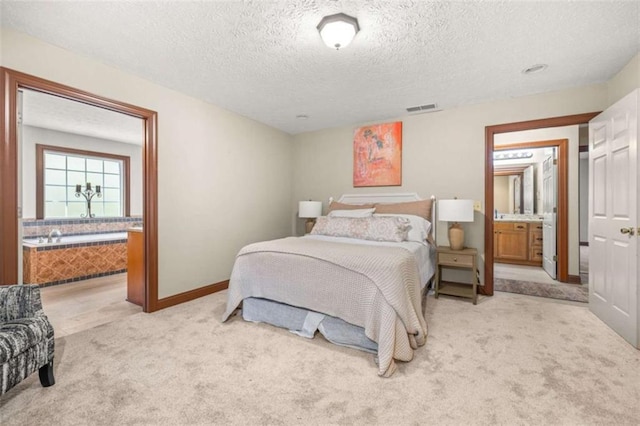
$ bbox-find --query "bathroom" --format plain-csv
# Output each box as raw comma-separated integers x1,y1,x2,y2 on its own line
18,89,144,332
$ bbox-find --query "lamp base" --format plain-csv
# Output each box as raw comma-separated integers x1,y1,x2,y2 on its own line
448,222,465,250
305,218,316,234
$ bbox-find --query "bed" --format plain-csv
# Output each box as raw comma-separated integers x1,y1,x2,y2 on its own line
222,193,436,377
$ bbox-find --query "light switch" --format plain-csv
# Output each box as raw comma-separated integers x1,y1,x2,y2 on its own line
473,200,482,212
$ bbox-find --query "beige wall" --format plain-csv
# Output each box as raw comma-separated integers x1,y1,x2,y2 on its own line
607,53,640,107
292,85,608,283
1,28,294,298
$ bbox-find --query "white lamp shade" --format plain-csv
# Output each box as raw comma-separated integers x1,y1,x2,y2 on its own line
438,199,474,222
299,201,322,218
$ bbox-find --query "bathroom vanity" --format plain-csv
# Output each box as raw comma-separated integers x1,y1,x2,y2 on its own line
493,220,543,266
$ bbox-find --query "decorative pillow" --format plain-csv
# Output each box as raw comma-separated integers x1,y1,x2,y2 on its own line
374,214,431,243
310,216,410,242
327,201,375,213
374,199,433,221
328,208,376,218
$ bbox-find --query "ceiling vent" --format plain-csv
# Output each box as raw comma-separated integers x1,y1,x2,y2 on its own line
406,103,439,113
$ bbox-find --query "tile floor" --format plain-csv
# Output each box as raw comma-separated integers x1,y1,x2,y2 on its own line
40,273,141,337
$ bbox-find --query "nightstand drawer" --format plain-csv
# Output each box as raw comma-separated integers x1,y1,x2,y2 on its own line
438,253,474,268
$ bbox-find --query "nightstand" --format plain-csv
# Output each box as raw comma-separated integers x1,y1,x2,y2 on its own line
435,246,478,304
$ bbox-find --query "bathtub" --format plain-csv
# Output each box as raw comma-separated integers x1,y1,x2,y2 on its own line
23,232,127,248
22,232,128,286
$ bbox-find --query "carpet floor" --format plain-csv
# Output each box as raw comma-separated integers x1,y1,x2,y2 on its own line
1,290,638,425
494,278,588,303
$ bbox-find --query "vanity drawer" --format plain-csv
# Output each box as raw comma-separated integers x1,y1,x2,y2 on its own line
530,230,543,246
495,222,528,232
438,252,474,268
530,246,543,262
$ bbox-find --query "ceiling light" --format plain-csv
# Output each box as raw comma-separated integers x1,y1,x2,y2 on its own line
522,64,548,74
493,151,534,160
317,13,359,50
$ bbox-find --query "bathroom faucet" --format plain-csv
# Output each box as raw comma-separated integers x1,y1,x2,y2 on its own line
47,229,62,243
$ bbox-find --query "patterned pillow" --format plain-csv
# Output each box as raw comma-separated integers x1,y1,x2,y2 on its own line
310,216,410,242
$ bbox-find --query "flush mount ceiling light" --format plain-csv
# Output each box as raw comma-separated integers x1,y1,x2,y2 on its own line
317,13,359,50
522,64,548,74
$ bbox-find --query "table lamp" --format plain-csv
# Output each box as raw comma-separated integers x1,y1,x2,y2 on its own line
438,199,474,250
299,200,323,234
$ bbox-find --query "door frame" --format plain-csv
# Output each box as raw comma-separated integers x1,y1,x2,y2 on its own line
0,67,160,312
483,112,600,295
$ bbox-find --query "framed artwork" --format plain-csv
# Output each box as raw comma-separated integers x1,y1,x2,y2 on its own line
353,121,402,187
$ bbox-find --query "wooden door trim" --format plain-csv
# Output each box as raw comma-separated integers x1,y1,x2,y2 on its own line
483,112,600,295
0,67,160,313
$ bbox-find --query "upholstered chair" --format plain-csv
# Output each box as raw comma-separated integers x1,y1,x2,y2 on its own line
0,284,55,395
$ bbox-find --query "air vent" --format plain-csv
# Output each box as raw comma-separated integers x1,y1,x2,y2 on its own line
406,103,439,113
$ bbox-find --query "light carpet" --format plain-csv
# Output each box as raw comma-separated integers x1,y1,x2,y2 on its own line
1,290,638,425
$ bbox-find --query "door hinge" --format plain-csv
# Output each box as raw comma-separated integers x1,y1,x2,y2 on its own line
553,255,557,261
553,207,557,213
553,159,557,165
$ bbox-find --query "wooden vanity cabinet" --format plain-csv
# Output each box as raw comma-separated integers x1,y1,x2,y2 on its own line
529,223,543,263
494,222,529,261
127,228,144,306
494,221,543,266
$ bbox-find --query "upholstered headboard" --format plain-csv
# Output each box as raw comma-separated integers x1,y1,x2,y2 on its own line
328,193,437,242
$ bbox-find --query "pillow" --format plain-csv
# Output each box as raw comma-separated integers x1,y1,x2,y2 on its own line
374,199,433,221
328,208,376,218
374,214,431,243
327,201,375,213
310,216,410,242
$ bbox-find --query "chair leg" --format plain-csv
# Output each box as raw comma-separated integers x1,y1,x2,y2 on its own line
38,360,55,387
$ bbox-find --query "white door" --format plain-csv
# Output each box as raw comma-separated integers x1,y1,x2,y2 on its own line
589,89,638,348
542,151,557,279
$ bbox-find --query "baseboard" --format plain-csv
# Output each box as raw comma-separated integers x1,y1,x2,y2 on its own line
579,241,589,246
567,275,582,284
156,280,229,310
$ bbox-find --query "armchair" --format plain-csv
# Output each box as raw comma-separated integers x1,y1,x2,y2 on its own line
0,284,55,395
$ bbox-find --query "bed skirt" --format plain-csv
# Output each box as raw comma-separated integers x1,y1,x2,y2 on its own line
242,297,378,353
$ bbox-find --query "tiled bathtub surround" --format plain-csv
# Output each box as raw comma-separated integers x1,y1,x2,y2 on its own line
23,238,127,287
23,216,142,238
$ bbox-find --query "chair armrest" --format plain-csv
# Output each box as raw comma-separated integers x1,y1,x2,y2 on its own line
0,285,44,322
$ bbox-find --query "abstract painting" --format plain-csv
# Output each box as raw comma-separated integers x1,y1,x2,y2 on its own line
353,121,402,187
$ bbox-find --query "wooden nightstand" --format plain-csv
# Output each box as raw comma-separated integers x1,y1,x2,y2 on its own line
435,246,478,304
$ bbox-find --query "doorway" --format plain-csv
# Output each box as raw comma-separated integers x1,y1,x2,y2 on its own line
0,67,159,312
493,145,557,279
19,88,146,333
483,112,601,296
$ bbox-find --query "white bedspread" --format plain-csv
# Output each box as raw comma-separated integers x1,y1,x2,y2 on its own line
301,234,435,287
222,236,429,377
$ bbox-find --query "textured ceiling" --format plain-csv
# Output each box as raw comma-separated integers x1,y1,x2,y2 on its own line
2,1,639,135
22,89,143,145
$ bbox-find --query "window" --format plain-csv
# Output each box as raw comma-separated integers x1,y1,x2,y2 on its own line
36,145,130,219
